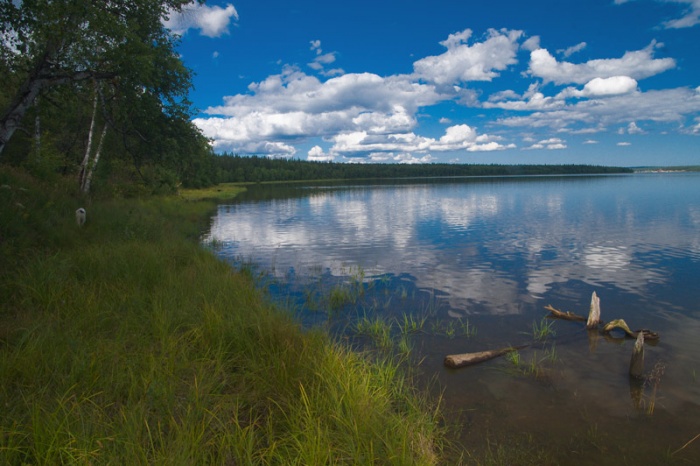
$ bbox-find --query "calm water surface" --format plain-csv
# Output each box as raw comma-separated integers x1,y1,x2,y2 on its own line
205,173,700,464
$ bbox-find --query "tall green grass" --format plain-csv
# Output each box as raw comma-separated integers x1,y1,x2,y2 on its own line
0,167,445,464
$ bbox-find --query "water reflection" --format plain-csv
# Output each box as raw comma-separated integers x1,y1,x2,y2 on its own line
206,174,700,319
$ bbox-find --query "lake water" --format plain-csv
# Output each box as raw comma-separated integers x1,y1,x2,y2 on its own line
204,173,700,464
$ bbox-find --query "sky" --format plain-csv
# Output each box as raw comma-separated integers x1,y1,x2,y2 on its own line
163,0,700,166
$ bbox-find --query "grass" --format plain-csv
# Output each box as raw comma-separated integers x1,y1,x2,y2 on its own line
531,317,556,341
353,315,395,350
504,345,558,378
0,167,445,464
178,182,247,201
397,313,428,335
328,284,354,310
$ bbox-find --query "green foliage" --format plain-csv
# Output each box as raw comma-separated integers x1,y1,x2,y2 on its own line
0,168,445,464
1,0,214,193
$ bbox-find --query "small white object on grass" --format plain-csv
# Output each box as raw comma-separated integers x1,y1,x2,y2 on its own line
76,208,86,227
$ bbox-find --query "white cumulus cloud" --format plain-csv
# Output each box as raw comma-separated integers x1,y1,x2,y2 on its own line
581,76,639,96
307,145,335,162
413,28,522,85
164,1,239,38
528,42,675,85
194,67,451,157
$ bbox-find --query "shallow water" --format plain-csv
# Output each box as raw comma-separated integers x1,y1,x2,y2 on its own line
205,173,700,463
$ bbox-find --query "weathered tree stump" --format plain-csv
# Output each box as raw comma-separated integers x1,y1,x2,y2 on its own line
629,331,645,379
587,291,601,329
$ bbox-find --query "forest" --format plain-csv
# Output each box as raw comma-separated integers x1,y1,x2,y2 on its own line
0,0,216,195
211,153,633,183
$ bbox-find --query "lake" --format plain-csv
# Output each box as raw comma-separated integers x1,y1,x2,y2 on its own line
204,173,700,464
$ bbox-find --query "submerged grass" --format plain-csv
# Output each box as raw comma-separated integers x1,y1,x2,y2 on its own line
0,167,445,464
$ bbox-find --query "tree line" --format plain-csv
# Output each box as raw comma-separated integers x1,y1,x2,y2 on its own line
211,153,633,183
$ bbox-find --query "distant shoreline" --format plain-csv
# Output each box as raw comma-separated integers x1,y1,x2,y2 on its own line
632,166,700,173
211,154,635,183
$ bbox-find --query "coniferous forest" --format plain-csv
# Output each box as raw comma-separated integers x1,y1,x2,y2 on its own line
210,153,633,183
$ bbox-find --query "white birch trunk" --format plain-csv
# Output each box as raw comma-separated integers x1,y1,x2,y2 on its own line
80,88,99,191
82,124,107,194
0,76,44,156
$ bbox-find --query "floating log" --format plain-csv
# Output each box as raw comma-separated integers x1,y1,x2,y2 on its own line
602,319,660,341
629,331,645,379
544,304,586,322
587,291,601,329
444,345,526,369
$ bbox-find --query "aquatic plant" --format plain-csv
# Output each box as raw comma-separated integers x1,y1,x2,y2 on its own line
531,317,556,341
328,285,353,310
505,349,522,368
348,266,366,298
397,313,427,334
397,335,413,356
503,345,558,378
459,318,477,338
398,285,408,300
353,315,394,350
444,321,457,339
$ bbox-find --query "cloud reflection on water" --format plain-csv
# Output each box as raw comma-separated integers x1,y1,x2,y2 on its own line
206,175,700,318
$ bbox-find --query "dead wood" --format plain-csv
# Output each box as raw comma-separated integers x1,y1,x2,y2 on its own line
603,319,659,341
544,304,586,322
444,345,527,369
587,291,601,329
629,331,645,379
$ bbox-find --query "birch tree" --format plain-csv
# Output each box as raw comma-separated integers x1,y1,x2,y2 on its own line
78,81,108,194
0,0,195,156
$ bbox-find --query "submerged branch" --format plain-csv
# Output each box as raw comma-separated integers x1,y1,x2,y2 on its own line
444,345,528,369
544,304,586,322
602,319,659,341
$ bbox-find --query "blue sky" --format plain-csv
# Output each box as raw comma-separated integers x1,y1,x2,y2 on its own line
164,0,700,166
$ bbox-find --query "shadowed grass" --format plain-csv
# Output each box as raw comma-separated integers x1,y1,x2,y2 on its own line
178,182,246,201
0,168,445,464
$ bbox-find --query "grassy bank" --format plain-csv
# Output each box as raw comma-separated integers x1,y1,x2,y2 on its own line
0,167,445,464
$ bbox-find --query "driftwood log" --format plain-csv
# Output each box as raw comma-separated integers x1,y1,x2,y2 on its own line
445,292,659,370
444,346,527,369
